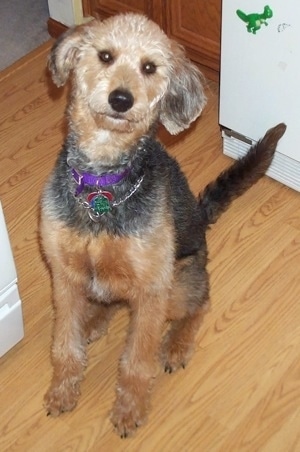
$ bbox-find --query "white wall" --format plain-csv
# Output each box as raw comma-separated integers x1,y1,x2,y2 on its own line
48,0,87,26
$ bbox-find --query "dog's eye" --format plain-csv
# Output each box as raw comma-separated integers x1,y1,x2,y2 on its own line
142,62,157,75
98,51,114,64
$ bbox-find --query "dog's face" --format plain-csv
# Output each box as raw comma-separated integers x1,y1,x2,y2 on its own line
49,14,206,158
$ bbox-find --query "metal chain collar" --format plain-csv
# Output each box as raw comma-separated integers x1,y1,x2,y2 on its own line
76,174,144,222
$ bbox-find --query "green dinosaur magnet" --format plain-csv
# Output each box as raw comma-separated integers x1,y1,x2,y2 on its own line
236,5,273,34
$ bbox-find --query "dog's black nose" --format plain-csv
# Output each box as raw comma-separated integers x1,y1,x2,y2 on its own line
108,89,134,113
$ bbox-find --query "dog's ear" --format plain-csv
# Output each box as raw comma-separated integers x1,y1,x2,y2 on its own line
159,41,207,135
48,25,86,87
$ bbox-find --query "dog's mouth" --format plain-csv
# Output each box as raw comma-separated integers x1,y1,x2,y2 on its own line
89,99,149,133
107,112,130,122
92,111,139,133
104,110,143,126
89,95,148,129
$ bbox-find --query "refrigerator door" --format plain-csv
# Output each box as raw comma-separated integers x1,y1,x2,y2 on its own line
219,0,300,190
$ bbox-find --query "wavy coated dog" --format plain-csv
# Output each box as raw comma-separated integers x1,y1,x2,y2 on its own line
41,13,286,437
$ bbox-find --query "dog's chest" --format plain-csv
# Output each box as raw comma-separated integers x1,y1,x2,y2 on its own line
84,231,173,302
86,233,136,301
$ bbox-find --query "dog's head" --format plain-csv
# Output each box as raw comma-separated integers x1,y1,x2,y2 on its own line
49,13,206,138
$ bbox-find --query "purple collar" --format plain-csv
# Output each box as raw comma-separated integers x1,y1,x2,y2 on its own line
71,167,130,196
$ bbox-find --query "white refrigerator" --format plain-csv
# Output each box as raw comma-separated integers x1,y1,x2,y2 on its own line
219,1,300,192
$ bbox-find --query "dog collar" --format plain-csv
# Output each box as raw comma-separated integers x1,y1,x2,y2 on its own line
71,166,144,222
71,167,130,196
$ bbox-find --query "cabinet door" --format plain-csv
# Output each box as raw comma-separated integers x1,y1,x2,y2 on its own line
83,0,153,19
165,0,221,80
82,0,221,80
83,0,164,25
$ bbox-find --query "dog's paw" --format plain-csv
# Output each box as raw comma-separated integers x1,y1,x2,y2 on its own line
162,340,194,373
44,379,81,416
110,394,147,438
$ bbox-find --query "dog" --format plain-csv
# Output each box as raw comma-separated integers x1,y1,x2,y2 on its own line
41,12,286,437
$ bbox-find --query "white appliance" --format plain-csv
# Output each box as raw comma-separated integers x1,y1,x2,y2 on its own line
0,202,24,357
220,1,300,191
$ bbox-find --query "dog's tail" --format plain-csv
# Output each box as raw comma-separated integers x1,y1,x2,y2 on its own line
198,123,286,228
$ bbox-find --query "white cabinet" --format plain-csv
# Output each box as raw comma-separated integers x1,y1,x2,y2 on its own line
0,202,24,357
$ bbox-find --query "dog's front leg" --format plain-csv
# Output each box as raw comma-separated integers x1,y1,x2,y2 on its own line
44,270,87,416
111,293,167,437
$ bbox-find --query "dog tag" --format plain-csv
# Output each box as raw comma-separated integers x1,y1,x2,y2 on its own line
87,192,112,215
92,195,111,214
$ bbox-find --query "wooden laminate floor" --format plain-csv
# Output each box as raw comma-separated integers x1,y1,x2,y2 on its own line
0,42,300,452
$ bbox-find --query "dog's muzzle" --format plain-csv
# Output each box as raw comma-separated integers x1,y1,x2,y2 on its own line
108,89,134,113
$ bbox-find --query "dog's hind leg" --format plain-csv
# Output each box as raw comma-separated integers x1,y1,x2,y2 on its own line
162,254,210,373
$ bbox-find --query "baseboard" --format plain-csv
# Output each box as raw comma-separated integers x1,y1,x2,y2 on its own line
47,18,67,38
222,130,300,192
